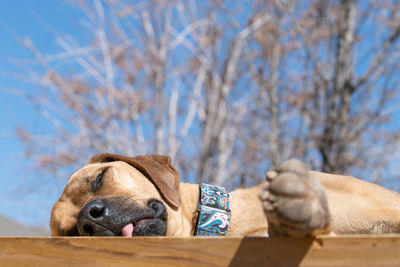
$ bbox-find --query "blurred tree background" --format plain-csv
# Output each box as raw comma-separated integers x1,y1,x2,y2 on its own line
13,0,400,190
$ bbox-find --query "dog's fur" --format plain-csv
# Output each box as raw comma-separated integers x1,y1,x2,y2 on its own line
50,154,400,237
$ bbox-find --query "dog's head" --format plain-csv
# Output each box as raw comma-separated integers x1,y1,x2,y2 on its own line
50,153,181,237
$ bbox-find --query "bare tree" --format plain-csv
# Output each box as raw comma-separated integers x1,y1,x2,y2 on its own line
8,0,400,188
296,0,400,177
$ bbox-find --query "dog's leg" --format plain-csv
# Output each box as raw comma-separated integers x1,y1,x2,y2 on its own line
259,159,331,237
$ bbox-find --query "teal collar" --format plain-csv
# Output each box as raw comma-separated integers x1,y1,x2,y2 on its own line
194,183,231,236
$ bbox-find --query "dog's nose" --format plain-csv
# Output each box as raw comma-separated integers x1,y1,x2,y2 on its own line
77,199,115,236
87,199,106,220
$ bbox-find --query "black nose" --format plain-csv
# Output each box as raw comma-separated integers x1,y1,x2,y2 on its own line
148,199,167,220
77,199,115,236
87,199,105,219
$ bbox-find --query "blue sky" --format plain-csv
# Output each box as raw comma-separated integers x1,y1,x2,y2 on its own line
0,0,85,227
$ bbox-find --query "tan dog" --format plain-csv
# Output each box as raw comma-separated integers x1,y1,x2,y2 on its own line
50,153,400,237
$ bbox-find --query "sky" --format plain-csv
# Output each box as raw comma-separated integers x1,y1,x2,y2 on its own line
0,0,85,227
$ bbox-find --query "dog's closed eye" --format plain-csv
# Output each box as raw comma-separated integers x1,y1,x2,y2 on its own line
91,167,108,193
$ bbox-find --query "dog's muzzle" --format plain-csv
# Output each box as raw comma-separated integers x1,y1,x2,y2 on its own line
76,196,167,236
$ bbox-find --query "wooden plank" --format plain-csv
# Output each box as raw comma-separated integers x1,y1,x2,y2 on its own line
0,235,399,266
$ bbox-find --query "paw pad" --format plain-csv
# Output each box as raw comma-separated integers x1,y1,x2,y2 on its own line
260,159,330,236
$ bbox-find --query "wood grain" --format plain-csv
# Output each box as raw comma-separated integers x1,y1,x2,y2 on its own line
0,235,399,266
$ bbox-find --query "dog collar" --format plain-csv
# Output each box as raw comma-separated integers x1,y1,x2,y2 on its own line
194,183,231,236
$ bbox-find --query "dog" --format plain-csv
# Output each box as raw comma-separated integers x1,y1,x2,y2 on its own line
50,153,400,237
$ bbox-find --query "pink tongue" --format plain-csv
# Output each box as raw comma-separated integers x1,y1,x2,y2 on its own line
121,223,134,237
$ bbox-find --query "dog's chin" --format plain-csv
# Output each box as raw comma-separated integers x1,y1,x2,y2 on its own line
121,218,166,237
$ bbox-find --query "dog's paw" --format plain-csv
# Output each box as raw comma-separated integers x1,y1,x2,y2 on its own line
259,159,330,237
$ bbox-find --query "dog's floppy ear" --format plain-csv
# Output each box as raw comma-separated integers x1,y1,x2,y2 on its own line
88,153,181,209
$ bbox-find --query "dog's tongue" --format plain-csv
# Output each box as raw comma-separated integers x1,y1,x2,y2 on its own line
121,223,134,237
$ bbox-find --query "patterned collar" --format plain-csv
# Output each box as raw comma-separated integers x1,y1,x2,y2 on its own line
194,183,231,236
